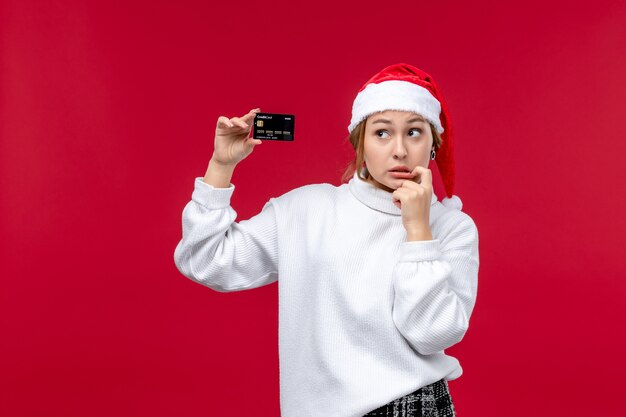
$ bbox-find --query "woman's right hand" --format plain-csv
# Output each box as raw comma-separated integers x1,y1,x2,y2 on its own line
212,108,263,166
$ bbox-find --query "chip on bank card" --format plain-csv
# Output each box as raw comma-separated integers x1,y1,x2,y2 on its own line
253,112,295,141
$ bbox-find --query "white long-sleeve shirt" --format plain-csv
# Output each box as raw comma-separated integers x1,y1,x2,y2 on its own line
174,169,480,417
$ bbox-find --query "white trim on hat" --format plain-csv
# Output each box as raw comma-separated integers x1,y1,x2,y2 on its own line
348,80,443,134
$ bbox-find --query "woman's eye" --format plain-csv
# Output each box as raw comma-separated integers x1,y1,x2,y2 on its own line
409,128,422,137
375,129,422,138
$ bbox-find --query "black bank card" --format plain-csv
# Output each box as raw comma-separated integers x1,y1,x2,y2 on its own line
253,112,295,141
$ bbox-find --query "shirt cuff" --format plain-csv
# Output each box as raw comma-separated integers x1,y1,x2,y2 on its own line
398,239,442,262
191,177,236,209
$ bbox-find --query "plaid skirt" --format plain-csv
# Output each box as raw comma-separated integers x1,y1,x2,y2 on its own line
362,378,455,416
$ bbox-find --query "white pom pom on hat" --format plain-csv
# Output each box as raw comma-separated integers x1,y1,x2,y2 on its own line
349,63,463,211
441,195,463,211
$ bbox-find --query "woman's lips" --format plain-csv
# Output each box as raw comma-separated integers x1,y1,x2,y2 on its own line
388,171,415,179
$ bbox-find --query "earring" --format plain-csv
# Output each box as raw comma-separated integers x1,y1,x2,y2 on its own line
430,149,436,160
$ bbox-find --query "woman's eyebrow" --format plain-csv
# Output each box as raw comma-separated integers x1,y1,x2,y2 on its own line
371,116,426,125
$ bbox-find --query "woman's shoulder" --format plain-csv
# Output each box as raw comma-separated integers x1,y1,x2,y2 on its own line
269,181,346,208
432,200,479,238
265,182,344,223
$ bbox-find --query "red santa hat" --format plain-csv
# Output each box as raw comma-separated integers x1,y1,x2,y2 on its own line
348,63,462,211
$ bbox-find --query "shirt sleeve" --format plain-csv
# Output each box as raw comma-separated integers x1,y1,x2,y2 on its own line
173,177,279,292
391,217,479,355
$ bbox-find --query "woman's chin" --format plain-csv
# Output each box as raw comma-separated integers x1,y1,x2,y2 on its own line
374,178,398,192
366,173,400,192
382,175,406,188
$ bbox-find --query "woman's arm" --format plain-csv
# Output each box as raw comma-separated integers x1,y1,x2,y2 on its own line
391,217,479,355
173,177,279,292
203,157,237,188
173,108,277,291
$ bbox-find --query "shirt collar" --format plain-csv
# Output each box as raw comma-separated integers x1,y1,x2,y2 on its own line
348,167,438,215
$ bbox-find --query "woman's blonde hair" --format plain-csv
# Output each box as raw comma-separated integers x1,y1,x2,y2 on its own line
340,114,443,183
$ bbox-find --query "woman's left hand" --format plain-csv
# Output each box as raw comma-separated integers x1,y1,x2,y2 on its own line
392,166,433,241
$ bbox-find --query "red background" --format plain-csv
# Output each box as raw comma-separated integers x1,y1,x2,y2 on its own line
2,1,625,416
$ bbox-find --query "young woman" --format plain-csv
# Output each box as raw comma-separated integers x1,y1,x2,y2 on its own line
174,63,479,417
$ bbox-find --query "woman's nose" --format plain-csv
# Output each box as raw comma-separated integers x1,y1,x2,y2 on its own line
393,137,407,158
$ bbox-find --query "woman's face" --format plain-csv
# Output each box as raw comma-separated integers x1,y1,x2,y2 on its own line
363,110,434,192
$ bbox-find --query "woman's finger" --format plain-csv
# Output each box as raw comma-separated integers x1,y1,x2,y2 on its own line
400,180,422,190
241,108,261,123
217,116,234,128
392,188,409,202
410,166,433,185
229,116,249,129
